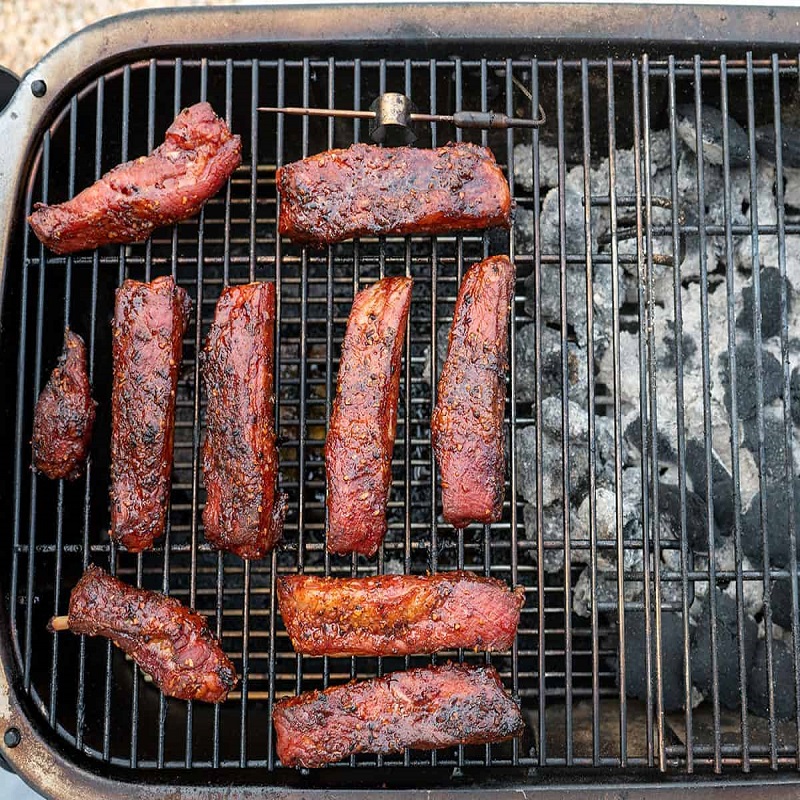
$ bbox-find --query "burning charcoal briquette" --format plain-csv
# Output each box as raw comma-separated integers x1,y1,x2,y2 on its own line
748,638,798,720
755,125,800,169
690,591,758,710
719,342,783,420
741,478,800,568
736,267,792,341
676,104,749,167
769,576,798,631
623,416,675,464
619,609,686,712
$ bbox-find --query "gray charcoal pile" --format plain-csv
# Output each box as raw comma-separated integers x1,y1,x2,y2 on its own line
510,105,800,717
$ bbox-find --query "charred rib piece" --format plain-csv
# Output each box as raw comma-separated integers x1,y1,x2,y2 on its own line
278,571,524,656
277,142,511,246
32,329,96,480
325,276,413,556
202,282,287,559
110,276,191,552
49,565,237,703
431,256,514,529
29,102,242,254
273,662,524,768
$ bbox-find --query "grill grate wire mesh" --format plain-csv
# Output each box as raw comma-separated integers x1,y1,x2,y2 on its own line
5,52,800,779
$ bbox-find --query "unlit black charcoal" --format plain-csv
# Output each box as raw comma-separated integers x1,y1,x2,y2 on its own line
742,417,793,485
736,267,791,341
659,482,713,552
755,125,800,169
685,439,735,537
676,104,749,167
741,478,800,568
748,638,798,720
770,576,798,631
690,591,758,710
719,342,783,420
791,367,800,427
619,609,686,712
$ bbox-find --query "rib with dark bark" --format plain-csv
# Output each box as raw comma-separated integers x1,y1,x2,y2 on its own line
325,276,413,556
29,102,242,254
273,662,524,767
32,329,96,480
278,571,524,656
110,276,191,552
49,565,237,703
202,282,287,559
277,142,511,246
431,256,515,529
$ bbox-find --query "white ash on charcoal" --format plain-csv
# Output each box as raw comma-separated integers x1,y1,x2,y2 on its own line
513,106,800,720
512,141,561,192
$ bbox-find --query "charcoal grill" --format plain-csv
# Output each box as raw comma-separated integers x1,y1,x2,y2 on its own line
3,4,800,798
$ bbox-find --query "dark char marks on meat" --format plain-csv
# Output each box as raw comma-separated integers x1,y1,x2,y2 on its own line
32,328,96,480
110,275,191,552
28,102,242,254
202,281,287,559
273,662,524,767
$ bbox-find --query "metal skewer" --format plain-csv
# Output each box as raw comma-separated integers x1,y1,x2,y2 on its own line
258,92,546,144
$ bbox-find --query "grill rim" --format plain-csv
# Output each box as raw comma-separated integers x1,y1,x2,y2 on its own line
5,4,800,798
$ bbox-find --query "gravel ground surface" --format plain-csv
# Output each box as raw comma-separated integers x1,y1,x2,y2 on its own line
1,0,243,76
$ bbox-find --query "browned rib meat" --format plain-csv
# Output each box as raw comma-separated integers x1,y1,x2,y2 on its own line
29,102,242,254
431,256,514,528
32,329,96,480
278,572,524,656
325,276,413,556
50,565,237,703
110,276,191,552
273,662,524,767
202,282,287,559
277,142,511,246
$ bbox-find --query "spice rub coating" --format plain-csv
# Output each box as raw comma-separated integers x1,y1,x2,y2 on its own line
325,276,413,556
202,282,287,559
51,565,237,703
431,256,515,529
110,275,191,552
273,662,524,767
29,102,242,254
278,571,524,656
32,329,96,480
277,142,511,246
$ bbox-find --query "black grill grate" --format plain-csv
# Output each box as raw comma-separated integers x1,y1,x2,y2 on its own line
5,50,800,781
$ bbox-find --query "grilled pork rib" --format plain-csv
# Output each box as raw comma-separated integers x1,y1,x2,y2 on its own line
273,662,524,767
32,329,96,480
29,102,242,254
325,276,413,556
277,142,511,246
431,256,515,529
202,282,287,559
50,565,237,703
110,276,191,552
278,572,524,656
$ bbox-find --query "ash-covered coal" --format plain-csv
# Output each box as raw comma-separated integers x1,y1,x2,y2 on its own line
513,98,800,721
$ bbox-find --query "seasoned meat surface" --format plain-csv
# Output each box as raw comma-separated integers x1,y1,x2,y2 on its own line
325,276,413,556
273,662,524,767
278,571,524,656
52,565,237,703
32,329,96,480
431,256,514,528
202,282,287,559
110,276,191,552
277,142,511,246
29,102,242,254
